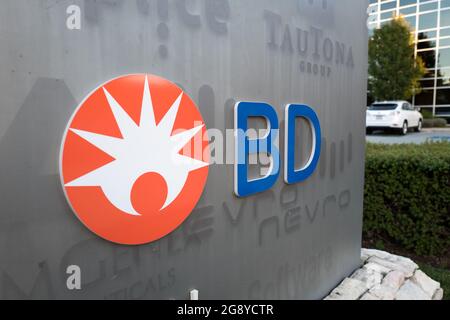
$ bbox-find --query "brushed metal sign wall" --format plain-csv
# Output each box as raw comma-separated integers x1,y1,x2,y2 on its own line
0,0,368,299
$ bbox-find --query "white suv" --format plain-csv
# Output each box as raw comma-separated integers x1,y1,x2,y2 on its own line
366,101,423,135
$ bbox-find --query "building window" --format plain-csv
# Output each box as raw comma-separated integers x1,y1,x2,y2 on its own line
419,11,437,31
415,89,435,106
436,88,450,105
368,0,450,115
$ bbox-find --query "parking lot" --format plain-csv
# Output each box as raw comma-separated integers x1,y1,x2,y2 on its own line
366,128,450,144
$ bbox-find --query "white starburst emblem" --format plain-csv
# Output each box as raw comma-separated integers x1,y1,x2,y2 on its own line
65,76,209,216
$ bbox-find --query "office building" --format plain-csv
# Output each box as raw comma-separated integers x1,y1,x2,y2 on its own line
368,0,450,117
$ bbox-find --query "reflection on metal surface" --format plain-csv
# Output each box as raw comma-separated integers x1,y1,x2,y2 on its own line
248,246,333,300
298,0,335,27
0,0,367,299
264,7,354,79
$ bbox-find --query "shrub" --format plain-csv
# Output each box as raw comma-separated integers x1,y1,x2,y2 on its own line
364,143,450,255
421,110,434,120
423,118,448,128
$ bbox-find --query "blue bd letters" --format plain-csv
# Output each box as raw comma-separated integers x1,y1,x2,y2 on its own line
234,102,321,197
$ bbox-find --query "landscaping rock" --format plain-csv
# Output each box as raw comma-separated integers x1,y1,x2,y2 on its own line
382,271,405,290
411,270,441,298
369,284,397,300
325,278,368,300
363,249,418,274
362,248,392,260
363,262,392,276
433,288,444,301
360,292,379,300
351,267,383,289
368,256,416,278
396,280,431,300
323,249,443,300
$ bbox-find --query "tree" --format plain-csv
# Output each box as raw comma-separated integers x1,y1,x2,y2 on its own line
368,17,426,101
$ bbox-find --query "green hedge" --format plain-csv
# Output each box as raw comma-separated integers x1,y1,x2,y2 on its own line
364,143,450,256
423,118,448,128
421,110,434,120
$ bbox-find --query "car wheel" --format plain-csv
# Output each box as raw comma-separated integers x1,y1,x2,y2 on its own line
415,120,423,132
400,121,408,135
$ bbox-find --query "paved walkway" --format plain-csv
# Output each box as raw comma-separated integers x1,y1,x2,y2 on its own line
367,128,450,144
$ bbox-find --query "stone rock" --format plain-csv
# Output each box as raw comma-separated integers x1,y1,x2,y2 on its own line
432,288,444,301
363,262,392,276
412,270,441,298
363,249,418,274
368,256,416,278
324,249,443,300
369,284,397,300
382,270,406,290
394,257,419,275
325,278,368,300
361,251,371,263
362,249,392,260
351,267,383,289
360,292,379,300
396,280,431,300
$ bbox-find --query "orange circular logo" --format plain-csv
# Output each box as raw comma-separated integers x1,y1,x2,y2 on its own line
60,74,209,245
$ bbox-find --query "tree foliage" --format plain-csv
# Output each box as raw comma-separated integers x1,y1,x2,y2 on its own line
369,17,426,101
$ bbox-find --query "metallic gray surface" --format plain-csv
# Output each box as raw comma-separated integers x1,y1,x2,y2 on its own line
0,0,368,299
